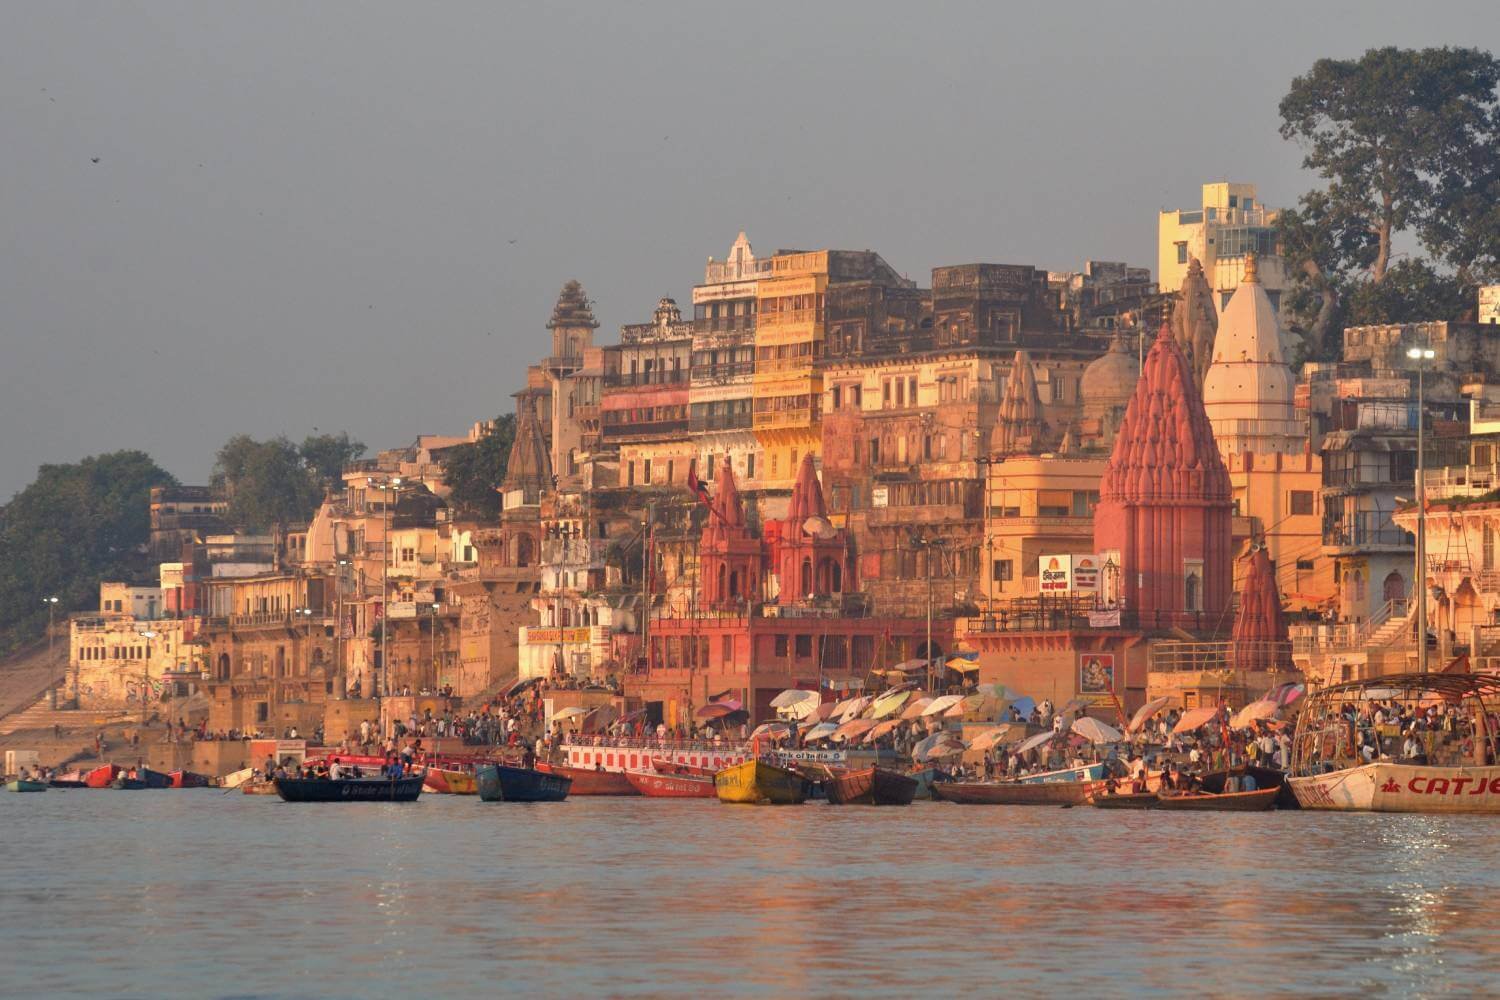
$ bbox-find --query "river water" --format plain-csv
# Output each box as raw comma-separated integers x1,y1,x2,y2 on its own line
4,792,1498,998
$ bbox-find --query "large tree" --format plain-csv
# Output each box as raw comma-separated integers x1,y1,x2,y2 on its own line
0,451,175,655
299,432,366,488
211,435,322,531
1279,46,1500,284
439,414,516,518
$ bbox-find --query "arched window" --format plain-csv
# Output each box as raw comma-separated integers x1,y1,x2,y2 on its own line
217,653,231,681
516,534,534,568
830,561,843,593
718,564,727,599
800,558,813,597
560,607,571,627
275,646,286,678
729,570,741,598
1184,573,1201,612
1485,523,1495,572
1383,571,1406,603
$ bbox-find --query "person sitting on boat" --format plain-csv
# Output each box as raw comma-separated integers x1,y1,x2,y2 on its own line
1401,732,1426,765
329,758,343,780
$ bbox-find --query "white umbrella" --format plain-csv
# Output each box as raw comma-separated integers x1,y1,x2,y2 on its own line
802,721,840,743
1126,696,1171,734
921,694,964,717
1014,730,1057,756
771,689,817,709
552,707,590,722
1172,705,1222,734
774,690,822,720
1230,699,1280,729
1071,716,1123,744
900,697,934,721
835,696,871,722
867,690,911,720
748,721,792,740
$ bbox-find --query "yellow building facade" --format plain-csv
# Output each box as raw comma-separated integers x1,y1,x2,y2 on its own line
753,251,829,488
982,454,1108,604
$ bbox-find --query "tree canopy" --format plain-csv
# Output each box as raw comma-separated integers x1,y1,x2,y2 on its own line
1278,47,1500,357
439,414,516,518
0,451,175,655
212,435,325,531
299,432,365,489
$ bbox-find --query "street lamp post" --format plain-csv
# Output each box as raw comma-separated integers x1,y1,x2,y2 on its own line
368,475,402,728
137,629,159,726
429,601,441,692
44,596,61,703
335,558,350,699
912,535,947,693
1407,345,1435,673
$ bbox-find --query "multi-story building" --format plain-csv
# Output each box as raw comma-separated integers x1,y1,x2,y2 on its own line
605,297,694,490
148,486,229,563
541,279,601,488
69,583,190,712
1158,182,1286,309
690,232,770,490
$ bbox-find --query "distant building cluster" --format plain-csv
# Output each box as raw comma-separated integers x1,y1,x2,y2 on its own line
66,182,1500,736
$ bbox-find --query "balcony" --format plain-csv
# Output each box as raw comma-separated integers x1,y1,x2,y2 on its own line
541,538,608,566
1423,464,1500,502
602,369,689,389
599,419,689,441
689,412,753,433
1148,640,1294,673
753,408,814,430
967,599,1231,637
690,362,755,384
1322,516,1413,553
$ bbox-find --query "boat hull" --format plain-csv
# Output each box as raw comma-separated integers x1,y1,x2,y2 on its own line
1289,762,1500,814
537,762,640,795
933,779,1097,805
1156,787,1279,811
242,782,278,795
714,760,810,805
273,775,425,802
423,768,478,795
624,769,716,798
169,770,210,789
5,780,47,793
825,767,918,806
84,764,121,788
475,764,571,802
1091,791,1158,809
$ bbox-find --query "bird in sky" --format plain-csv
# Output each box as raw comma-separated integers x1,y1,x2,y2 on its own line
91,157,100,164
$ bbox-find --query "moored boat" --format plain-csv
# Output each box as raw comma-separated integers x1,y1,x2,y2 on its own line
84,764,121,788
824,767,918,806
1288,673,1500,814
1090,791,1158,809
242,781,278,795
1155,786,1279,811
475,764,571,802
110,776,147,790
932,778,1097,806
5,779,47,793
423,767,478,795
536,761,640,795
624,768,716,798
714,759,810,805
273,774,425,802
48,772,89,788
169,770,210,789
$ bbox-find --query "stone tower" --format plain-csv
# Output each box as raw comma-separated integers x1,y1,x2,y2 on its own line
547,279,598,361
1094,323,1233,623
991,349,1047,455
1202,253,1302,458
699,458,762,610
772,455,853,601
1171,257,1218,390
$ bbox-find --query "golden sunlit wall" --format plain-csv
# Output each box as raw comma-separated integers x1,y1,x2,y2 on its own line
754,252,829,486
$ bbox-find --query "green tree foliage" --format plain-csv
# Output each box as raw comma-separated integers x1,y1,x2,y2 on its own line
439,414,516,518
299,432,366,488
212,435,322,532
0,451,175,655
1277,47,1500,350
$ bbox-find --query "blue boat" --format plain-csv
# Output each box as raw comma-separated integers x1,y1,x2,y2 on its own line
1016,762,1106,785
476,764,571,802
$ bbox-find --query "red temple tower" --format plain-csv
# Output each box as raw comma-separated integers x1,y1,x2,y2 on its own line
1093,323,1233,624
770,455,855,601
699,458,762,610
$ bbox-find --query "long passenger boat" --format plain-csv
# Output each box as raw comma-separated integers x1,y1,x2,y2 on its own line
1288,673,1500,814
274,774,425,802
932,779,1098,806
475,763,571,802
623,768,716,798
560,737,884,778
536,761,639,795
823,767,918,806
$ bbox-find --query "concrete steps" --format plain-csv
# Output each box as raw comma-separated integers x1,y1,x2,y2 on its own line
0,698,129,737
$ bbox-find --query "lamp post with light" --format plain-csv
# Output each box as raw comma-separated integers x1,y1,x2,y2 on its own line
43,596,62,703
137,629,159,726
367,475,402,725
1407,345,1435,673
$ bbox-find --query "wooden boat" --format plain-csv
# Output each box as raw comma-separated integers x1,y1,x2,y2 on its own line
1246,764,1299,810
273,774,425,802
110,776,147,790
824,767,918,806
422,767,478,795
5,779,47,792
84,764,121,788
714,759,810,805
169,770,210,789
908,767,945,801
536,761,640,795
624,768,716,798
932,779,1097,806
48,773,88,788
221,767,255,789
1156,786,1279,811
242,781,279,795
137,768,172,789
475,764,571,802
1090,791,1159,809
651,758,717,778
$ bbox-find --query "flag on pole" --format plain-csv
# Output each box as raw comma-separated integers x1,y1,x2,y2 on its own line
686,460,711,507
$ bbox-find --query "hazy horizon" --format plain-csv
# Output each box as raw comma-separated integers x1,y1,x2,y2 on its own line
3,1,1495,500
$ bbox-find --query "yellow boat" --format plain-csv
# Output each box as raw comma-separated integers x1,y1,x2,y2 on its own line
714,759,810,805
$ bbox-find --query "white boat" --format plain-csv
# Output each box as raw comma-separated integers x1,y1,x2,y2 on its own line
220,767,255,789
1288,673,1500,814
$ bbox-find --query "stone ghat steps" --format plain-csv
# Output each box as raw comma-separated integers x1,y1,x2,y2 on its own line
0,699,131,737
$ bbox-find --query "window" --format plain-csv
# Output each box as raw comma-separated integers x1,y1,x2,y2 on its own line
643,459,652,484
1486,524,1496,572
868,438,880,465
1176,242,1188,265
774,634,788,657
747,453,756,479
795,635,812,657
1296,559,1315,572
993,559,1014,583
908,376,918,404
1228,194,1238,208
1289,490,1315,516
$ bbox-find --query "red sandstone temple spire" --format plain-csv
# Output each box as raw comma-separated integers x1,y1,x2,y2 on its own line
991,349,1046,455
1093,323,1233,623
1231,544,1288,671
700,458,760,609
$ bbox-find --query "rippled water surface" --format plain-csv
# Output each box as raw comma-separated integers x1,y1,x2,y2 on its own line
4,791,1499,998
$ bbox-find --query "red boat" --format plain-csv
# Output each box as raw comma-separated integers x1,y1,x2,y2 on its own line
84,764,121,788
169,770,210,789
824,767,919,806
535,761,640,795
624,768,716,798
651,758,716,778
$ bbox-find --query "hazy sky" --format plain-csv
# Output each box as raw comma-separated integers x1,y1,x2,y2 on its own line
2,2,1495,500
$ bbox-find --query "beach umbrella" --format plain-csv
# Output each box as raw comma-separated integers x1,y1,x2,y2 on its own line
1071,716,1123,744
1126,696,1171,734
891,658,929,674
912,731,965,759
831,718,878,743
944,656,980,674
1014,730,1057,756
863,719,902,743
748,721,792,741
867,690,911,720
696,702,741,720
967,726,1022,753
1059,697,1090,716
769,690,807,709
773,690,821,720
803,721,840,743
921,741,966,761
504,676,543,698
900,697,934,721
551,706,590,722
1230,699,1280,729
835,696,871,722
922,694,965,717
1172,705,1221,734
